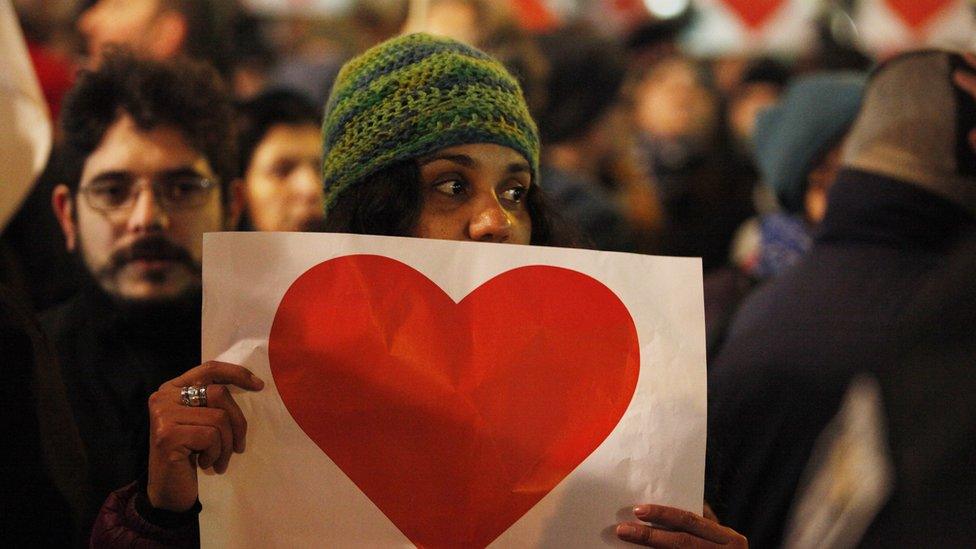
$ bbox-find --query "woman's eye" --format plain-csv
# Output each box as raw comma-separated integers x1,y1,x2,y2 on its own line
501,185,526,204
433,179,465,196
271,160,297,179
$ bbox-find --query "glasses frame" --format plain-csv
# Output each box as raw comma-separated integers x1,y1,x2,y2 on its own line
78,175,218,213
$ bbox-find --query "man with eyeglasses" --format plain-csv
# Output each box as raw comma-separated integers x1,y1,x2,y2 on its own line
43,50,241,533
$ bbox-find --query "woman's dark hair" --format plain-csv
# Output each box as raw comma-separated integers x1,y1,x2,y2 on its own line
317,161,578,247
317,162,423,237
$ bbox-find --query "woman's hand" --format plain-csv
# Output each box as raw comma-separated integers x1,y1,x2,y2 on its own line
616,504,748,548
147,361,264,512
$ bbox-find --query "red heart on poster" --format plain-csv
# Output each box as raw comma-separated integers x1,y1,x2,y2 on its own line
720,0,786,30
269,255,640,548
884,0,953,31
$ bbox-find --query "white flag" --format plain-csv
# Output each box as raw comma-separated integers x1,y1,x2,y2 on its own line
0,0,52,231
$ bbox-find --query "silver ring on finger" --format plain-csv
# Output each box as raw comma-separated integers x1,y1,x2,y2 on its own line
180,385,209,407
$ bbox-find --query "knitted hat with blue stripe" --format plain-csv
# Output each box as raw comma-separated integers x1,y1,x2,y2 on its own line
321,33,540,215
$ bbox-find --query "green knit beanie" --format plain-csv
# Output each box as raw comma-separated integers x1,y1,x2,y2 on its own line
321,33,540,215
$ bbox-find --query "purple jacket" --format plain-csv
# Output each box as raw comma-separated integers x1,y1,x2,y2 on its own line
90,481,199,548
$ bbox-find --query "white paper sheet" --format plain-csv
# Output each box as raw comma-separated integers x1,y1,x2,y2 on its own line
200,232,705,548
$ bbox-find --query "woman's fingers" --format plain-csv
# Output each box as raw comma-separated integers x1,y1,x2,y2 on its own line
200,384,248,454
157,361,260,455
151,383,248,473
616,521,712,548
632,504,734,544
155,422,222,472
167,361,265,392
162,406,235,473
616,504,748,548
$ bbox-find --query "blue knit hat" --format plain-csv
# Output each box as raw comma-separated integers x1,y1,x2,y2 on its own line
754,72,866,212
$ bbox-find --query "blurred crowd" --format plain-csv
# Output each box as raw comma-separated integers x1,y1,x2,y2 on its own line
8,0,885,312
2,0,975,547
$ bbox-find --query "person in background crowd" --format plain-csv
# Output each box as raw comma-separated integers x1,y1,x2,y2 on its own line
6,0,239,312
632,54,755,270
623,16,688,70
707,50,976,548
724,58,791,153
235,89,324,232
529,27,644,252
42,49,241,532
704,72,866,355
78,0,232,73
854,225,976,547
90,33,747,549
781,225,976,548
226,12,276,99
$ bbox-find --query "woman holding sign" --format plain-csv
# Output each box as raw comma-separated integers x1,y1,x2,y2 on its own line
91,33,746,548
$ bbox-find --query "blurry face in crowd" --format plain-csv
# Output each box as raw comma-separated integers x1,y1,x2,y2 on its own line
78,0,183,65
244,123,324,232
729,82,781,146
53,114,239,302
634,58,717,141
414,143,532,245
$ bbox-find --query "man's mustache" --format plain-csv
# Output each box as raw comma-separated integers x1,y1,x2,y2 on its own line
107,236,198,273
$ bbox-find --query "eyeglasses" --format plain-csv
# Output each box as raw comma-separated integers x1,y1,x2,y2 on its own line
79,173,217,212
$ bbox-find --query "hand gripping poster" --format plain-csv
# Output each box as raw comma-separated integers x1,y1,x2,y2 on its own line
199,232,706,548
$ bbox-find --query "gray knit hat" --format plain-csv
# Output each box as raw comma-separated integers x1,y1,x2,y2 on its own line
754,72,866,213
842,50,976,214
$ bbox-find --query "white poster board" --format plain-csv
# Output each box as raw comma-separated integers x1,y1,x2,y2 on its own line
199,232,706,548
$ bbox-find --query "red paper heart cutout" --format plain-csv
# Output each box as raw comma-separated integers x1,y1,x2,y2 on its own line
269,255,640,548
884,0,953,31
720,0,786,30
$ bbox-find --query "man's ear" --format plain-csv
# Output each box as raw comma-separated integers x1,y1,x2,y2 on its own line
224,178,245,230
147,11,188,60
52,184,78,251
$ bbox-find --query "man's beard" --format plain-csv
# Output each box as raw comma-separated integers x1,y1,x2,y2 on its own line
78,235,202,306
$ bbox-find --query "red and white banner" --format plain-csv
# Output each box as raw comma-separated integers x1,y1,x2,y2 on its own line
198,232,707,547
682,0,818,56
853,0,976,57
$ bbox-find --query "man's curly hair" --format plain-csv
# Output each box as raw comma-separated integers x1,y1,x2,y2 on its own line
59,49,237,202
